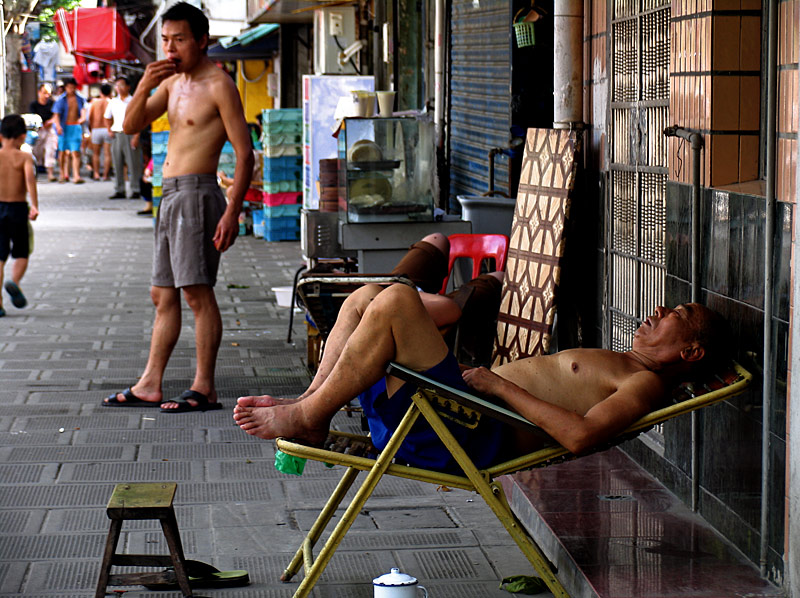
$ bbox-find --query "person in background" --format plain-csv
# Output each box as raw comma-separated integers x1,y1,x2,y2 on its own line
105,76,143,199
51,78,87,184
88,84,113,181
0,115,39,317
28,83,59,181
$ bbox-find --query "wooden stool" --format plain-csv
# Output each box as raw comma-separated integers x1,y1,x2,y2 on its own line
95,482,193,598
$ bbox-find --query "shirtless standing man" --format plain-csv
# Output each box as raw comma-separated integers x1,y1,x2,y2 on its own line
234,284,727,470
87,84,113,181
103,2,254,412
51,78,87,184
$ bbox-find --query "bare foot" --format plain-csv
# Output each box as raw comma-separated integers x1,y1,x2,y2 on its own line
233,402,328,446
235,395,301,409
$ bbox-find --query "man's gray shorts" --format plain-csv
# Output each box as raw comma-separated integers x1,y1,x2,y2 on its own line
153,174,226,288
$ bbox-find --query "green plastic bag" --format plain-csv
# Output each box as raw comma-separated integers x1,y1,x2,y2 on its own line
274,450,306,475
499,575,548,595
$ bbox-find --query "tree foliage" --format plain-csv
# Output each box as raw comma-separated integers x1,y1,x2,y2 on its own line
37,0,82,41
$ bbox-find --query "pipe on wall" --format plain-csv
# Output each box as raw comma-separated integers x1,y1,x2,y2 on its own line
434,0,445,146
760,0,778,578
664,125,704,511
553,0,583,128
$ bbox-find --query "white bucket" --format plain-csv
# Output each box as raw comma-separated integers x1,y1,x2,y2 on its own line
272,286,294,308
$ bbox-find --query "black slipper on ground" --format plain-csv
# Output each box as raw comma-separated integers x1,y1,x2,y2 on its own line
161,390,223,413
4,281,27,308
103,387,163,408
143,560,249,590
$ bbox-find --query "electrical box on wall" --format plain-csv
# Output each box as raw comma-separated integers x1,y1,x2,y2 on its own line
314,6,359,75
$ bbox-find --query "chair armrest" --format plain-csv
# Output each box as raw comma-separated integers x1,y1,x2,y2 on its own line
386,361,539,431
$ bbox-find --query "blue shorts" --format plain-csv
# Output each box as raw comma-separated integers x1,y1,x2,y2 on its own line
58,124,82,152
0,202,30,261
359,352,508,473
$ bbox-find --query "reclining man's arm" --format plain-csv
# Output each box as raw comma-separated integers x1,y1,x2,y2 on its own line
463,367,663,454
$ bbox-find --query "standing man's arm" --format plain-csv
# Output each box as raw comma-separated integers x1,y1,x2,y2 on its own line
25,154,39,220
123,60,175,134
52,98,63,134
212,76,254,253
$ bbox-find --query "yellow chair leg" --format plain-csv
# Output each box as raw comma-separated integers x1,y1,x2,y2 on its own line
291,405,421,598
412,390,570,598
281,466,360,582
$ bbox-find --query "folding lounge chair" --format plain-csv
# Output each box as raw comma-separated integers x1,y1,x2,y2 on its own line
276,128,583,595
277,359,752,597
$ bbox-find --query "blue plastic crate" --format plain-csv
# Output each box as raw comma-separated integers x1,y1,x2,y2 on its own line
263,203,301,218
263,215,300,232
262,180,302,193
263,155,302,169
151,131,170,143
263,228,300,241
262,108,302,123
262,166,303,183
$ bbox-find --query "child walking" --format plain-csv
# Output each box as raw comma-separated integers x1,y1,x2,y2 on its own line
0,114,39,316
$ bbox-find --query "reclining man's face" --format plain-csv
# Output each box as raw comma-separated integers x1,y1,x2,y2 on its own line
633,303,706,360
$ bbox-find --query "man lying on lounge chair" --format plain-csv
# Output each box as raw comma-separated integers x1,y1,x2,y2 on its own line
234,278,729,472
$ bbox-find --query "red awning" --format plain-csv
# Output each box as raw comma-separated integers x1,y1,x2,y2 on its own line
53,7,133,60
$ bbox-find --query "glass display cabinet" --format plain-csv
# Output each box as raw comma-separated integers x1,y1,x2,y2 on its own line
338,116,435,223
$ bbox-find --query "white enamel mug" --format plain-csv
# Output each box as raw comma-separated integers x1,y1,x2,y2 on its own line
373,568,428,598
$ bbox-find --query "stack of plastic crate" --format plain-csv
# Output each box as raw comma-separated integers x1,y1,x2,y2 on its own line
261,108,303,241
150,113,170,220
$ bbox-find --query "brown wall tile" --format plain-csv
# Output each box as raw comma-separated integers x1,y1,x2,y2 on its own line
787,0,800,64
710,134,740,186
739,134,759,182
712,75,741,130
740,75,761,131
702,74,712,130
740,16,762,71
714,0,740,9
713,15,742,71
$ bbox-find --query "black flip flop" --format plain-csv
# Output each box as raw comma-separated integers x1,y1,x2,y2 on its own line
103,388,163,408
160,390,223,413
4,281,27,308
143,559,249,590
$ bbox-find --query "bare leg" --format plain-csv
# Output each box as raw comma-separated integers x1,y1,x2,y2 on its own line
91,143,101,180
10,257,28,285
105,286,180,404
71,151,82,182
233,284,449,444
58,151,68,181
160,284,221,410
236,285,384,408
102,143,112,179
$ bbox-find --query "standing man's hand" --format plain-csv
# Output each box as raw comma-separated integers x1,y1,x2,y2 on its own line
212,211,239,253
139,59,177,93
131,134,140,150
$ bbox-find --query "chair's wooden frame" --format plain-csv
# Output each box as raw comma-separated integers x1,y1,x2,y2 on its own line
276,360,753,598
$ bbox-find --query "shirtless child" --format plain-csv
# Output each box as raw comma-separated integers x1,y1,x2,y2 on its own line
87,84,112,181
102,1,254,412
234,283,728,471
0,115,39,316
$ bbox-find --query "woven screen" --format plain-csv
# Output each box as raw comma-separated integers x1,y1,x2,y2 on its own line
492,128,581,367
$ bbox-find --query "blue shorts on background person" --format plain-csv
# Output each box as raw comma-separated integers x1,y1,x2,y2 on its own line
58,124,82,152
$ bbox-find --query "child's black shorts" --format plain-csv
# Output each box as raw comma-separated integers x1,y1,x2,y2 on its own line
0,202,29,261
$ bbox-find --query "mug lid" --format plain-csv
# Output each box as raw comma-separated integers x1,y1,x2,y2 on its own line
373,567,418,586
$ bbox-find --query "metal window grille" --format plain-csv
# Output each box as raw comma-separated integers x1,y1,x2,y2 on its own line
606,0,670,352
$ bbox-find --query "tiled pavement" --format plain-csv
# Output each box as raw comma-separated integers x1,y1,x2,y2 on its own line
0,180,551,598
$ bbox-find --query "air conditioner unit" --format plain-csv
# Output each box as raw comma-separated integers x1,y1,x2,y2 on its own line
313,6,359,75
